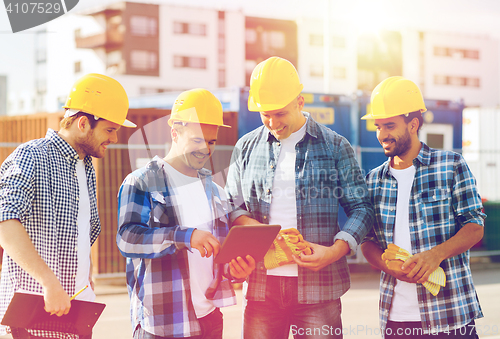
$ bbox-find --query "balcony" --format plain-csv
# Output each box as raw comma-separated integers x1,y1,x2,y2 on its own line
76,27,123,50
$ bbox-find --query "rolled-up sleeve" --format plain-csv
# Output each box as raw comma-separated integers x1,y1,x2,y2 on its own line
453,155,486,227
116,174,194,259
0,146,35,224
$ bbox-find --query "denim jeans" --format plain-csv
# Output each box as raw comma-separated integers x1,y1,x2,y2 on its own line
243,276,343,339
10,328,92,339
386,320,478,339
133,308,223,339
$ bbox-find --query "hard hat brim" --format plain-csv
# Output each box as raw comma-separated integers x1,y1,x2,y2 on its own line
121,119,137,128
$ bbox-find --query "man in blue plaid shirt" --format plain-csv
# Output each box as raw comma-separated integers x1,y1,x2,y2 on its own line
360,77,485,338
117,89,255,339
225,57,374,338
0,73,136,339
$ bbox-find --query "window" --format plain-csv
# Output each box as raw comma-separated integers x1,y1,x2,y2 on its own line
130,50,157,71
131,16,157,36
173,22,206,36
433,46,479,60
310,64,323,77
74,61,81,74
173,56,207,69
265,31,285,49
434,75,480,87
310,34,323,46
245,28,257,44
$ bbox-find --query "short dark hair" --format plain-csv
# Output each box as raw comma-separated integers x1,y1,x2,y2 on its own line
60,112,99,130
403,110,423,133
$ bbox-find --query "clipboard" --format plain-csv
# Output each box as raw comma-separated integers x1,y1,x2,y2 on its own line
1,292,106,335
214,224,281,264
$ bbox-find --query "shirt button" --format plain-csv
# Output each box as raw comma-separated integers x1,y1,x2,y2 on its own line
390,208,394,212
433,195,436,199
277,143,281,146
270,164,274,169
74,172,77,177
73,274,77,278
267,189,271,194
76,197,80,201
74,246,78,251
263,216,267,220
393,184,396,187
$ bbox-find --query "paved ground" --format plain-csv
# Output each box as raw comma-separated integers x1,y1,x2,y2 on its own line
1,261,499,339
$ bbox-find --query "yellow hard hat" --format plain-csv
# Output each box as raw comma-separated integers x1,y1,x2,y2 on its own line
248,56,304,112
63,73,136,128
168,88,230,128
361,76,427,120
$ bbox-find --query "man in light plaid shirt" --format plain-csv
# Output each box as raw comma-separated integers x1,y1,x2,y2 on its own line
225,57,374,338
117,89,255,339
361,77,485,338
0,74,136,338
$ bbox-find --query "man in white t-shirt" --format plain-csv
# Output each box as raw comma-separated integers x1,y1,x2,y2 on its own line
117,89,255,339
0,73,136,339
361,77,484,338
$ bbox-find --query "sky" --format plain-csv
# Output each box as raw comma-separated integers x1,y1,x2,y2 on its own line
1,0,500,100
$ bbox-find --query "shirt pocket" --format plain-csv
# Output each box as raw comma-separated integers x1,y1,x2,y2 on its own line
420,188,451,226
150,191,174,226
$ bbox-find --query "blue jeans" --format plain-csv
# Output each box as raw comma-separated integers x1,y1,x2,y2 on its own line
243,276,343,339
133,308,223,339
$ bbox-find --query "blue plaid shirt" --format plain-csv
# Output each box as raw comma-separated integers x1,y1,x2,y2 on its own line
117,157,237,338
225,113,374,303
0,129,100,339
365,142,485,334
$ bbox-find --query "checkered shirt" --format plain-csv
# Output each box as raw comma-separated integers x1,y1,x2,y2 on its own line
365,142,485,334
225,113,374,303
117,157,237,338
0,129,100,338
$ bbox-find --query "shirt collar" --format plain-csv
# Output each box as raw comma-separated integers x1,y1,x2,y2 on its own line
381,141,430,177
45,128,92,163
266,111,318,143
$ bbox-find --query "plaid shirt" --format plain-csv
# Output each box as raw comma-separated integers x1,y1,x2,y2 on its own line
225,113,374,303
365,142,485,334
0,129,100,339
117,157,237,338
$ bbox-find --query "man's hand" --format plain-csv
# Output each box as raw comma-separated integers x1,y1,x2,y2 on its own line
190,229,220,258
385,260,419,283
229,255,256,279
292,239,350,272
43,281,71,317
402,248,444,284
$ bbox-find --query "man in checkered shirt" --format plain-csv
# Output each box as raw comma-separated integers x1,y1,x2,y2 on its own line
225,57,374,338
117,89,255,339
361,77,484,338
0,74,136,339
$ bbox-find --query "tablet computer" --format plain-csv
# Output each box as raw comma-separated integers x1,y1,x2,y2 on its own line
1,292,106,335
214,224,281,264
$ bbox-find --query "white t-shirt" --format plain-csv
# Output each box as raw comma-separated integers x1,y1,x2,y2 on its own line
162,160,216,318
267,119,307,277
75,160,96,301
388,165,421,322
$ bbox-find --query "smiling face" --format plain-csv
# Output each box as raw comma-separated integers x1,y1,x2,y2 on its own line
375,115,413,158
260,96,306,140
169,123,219,177
76,118,120,159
